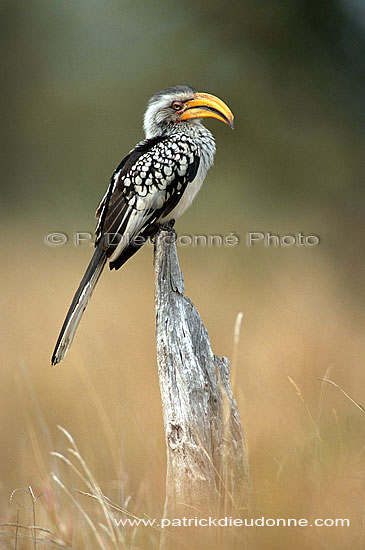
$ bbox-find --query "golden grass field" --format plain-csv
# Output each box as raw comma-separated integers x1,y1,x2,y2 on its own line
0,226,364,549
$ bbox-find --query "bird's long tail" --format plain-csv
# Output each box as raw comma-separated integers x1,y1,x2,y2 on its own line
51,246,107,365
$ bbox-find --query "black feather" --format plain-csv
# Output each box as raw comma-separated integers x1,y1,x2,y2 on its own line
51,246,106,365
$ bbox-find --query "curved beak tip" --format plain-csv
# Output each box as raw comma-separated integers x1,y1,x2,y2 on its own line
181,92,235,130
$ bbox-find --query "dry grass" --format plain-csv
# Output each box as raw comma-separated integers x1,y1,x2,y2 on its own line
0,229,364,549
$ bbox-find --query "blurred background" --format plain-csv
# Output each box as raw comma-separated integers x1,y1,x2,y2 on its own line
1,1,364,548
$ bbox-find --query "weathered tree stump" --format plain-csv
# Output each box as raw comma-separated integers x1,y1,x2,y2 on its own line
154,227,250,549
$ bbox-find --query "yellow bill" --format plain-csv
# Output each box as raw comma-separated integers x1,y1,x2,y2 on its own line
180,92,234,129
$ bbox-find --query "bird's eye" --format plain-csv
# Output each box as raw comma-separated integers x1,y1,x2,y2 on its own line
172,102,183,111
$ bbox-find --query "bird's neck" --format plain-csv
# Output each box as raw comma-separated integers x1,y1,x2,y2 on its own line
145,121,216,172
146,120,211,140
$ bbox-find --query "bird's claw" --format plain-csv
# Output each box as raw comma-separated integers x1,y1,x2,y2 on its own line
150,220,176,243
159,219,176,236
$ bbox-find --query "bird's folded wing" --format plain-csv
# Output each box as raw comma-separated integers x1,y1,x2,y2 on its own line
94,135,200,263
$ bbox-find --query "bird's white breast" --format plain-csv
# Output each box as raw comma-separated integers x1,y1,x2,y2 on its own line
158,128,215,223
158,162,207,222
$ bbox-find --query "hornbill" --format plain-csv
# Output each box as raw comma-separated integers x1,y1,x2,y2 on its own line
51,85,234,365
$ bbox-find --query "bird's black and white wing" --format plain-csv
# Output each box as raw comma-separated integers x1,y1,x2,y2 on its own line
96,134,200,270
51,135,200,364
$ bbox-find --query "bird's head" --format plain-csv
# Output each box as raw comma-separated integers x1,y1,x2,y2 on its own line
143,85,234,138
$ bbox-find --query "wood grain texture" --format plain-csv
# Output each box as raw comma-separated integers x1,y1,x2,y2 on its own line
154,227,250,549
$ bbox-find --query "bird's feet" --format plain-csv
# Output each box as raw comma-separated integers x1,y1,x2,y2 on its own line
150,220,176,243
160,219,176,232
